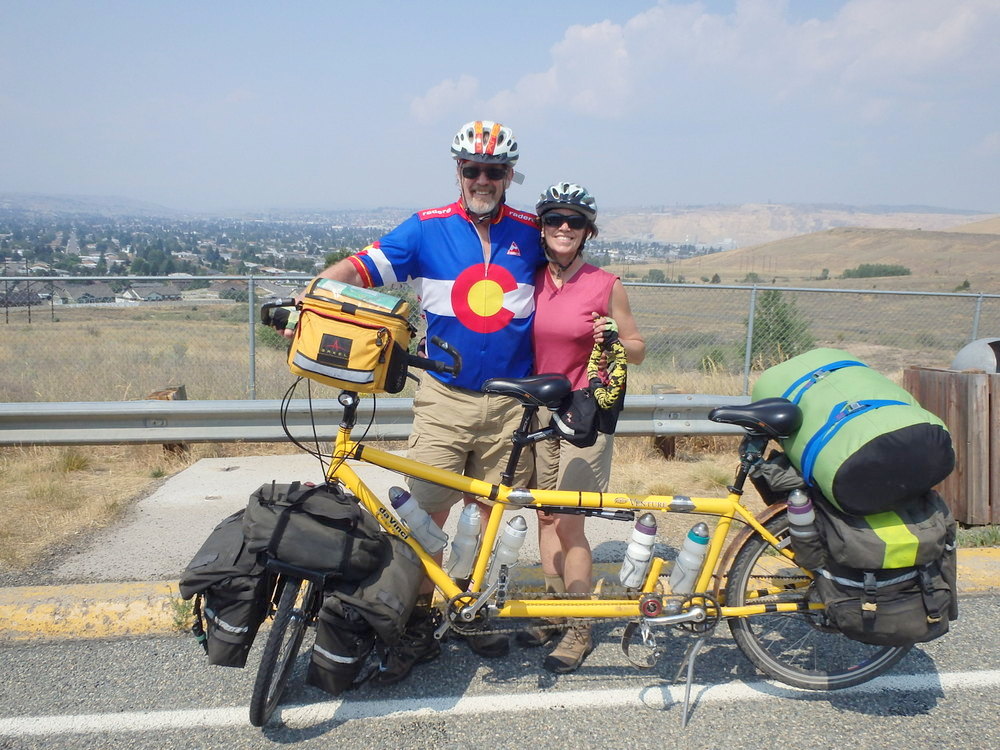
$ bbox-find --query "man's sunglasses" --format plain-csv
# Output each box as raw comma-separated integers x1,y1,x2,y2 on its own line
460,165,509,181
541,213,589,230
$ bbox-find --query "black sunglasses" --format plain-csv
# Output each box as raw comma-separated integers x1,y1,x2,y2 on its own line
460,165,509,181
541,213,589,230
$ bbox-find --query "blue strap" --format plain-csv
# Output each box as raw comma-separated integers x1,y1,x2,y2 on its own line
799,399,908,485
781,360,867,404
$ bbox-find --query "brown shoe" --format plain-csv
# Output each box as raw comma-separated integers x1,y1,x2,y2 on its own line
543,624,593,674
515,619,565,648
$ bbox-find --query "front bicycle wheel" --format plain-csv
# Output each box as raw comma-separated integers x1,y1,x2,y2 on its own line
249,578,314,727
726,512,911,690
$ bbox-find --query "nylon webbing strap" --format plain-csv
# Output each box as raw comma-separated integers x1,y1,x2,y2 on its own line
781,359,866,404
799,398,908,485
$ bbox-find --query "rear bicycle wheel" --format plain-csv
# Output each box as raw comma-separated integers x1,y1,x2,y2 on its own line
726,513,911,690
249,578,314,727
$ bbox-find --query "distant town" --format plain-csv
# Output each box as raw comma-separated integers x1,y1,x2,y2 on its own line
0,205,724,306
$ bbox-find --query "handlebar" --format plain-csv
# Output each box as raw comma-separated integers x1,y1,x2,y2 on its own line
408,336,462,377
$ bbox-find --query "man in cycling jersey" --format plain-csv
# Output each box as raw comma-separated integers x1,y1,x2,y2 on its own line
293,120,544,683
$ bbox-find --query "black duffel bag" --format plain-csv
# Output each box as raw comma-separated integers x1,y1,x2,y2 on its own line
243,481,386,582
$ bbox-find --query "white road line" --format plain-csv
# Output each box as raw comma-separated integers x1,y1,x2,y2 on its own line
2,670,999,737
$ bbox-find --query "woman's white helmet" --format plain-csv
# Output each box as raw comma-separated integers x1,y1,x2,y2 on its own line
535,182,598,222
451,120,519,164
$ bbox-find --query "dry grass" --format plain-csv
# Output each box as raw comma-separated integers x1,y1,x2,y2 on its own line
0,441,300,569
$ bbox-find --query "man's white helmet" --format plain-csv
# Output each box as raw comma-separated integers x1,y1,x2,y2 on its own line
451,120,519,164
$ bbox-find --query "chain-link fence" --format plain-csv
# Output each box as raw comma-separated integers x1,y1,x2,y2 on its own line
2,276,997,402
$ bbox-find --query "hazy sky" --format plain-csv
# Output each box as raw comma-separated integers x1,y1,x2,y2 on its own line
2,1,999,214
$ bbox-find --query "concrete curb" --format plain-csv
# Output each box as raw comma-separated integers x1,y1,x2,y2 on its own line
2,550,997,642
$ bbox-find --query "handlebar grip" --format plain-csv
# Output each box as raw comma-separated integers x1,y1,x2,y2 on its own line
405,337,462,377
260,299,297,328
429,336,462,377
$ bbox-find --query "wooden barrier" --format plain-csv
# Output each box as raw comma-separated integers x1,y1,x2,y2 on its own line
903,367,999,526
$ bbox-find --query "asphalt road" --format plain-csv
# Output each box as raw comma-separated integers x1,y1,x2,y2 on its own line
2,592,999,750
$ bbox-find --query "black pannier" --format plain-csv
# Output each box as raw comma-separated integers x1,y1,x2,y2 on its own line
243,481,386,581
179,510,274,667
791,489,959,647
307,536,423,695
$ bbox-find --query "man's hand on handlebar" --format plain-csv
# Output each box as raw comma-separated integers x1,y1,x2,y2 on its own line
260,299,299,338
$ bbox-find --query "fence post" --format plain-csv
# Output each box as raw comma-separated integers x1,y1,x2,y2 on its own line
741,286,758,396
970,293,984,343
248,274,257,399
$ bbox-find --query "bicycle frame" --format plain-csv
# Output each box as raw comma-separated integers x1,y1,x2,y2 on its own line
325,393,816,625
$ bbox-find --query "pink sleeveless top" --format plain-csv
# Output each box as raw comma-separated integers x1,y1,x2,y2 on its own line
532,264,618,389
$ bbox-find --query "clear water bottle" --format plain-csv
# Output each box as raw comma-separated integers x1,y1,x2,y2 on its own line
668,522,710,595
389,486,448,555
446,503,481,580
485,515,528,585
786,487,825,570
619,513,658,588
786,488,818,542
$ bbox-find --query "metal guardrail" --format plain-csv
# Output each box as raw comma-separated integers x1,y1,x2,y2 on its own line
0,394,749,446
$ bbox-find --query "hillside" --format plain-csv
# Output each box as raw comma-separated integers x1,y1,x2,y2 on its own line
600,203,994,248
664,225,1000,293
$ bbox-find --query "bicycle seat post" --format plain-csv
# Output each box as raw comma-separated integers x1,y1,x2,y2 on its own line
499,404,540,487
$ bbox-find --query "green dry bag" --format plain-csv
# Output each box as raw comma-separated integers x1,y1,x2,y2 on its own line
752,348,954,515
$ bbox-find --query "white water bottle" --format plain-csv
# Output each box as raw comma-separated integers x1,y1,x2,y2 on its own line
389,486,448,555
485,515,528,585
786,488,818,542
619,513,658,588
446,503,481,580
669,522,710,595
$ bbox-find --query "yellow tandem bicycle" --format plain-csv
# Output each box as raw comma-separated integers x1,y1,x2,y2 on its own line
248,322,910,727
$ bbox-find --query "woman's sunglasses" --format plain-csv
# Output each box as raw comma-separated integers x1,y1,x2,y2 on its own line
460,165,509,181
541,213,589,230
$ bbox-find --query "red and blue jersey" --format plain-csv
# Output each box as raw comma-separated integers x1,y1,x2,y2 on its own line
349,201,544,390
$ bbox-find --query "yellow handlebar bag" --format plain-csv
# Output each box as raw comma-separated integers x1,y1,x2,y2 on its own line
289,278,415,393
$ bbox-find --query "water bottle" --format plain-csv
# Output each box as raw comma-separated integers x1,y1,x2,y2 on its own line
619,513,658,588
668,522,710,595
388,486,448,555
446,503,481,579
786,488,825,570
485,515,528,585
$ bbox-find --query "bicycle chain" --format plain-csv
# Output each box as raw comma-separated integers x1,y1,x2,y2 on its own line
441,571,812,637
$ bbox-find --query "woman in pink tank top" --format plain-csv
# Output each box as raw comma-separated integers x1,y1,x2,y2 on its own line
516,182,645,673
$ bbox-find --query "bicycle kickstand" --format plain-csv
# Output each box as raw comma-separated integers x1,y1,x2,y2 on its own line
672,634,710,728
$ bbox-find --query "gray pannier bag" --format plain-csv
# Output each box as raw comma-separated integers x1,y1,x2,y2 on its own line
307,536,424,695
179,509,274,668
793,489,958,647
243,481,386,581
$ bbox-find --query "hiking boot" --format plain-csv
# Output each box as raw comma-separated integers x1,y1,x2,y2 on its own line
460,630,509,658
515,619,565,648
374,611,441,685
543,623,593,674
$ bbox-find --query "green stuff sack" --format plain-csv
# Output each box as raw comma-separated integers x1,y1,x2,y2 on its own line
752,348,954,515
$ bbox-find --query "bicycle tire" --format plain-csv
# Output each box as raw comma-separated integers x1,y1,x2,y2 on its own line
249,578,313,727
726,512,911,690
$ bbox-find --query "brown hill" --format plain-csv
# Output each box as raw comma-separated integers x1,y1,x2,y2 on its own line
666,226,1000,293
601,203,994,248
949,215,1000,234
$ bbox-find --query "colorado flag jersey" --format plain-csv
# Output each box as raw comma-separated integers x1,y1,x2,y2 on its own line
348,201,544,390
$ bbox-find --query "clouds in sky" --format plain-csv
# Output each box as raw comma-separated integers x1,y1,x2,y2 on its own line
1,1,998,213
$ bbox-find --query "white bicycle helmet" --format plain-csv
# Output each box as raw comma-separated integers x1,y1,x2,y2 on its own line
535,182,598,222
451,120,519,164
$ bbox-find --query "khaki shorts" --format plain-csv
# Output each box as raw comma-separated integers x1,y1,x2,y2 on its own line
407,374,534,514
534,406,614,491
